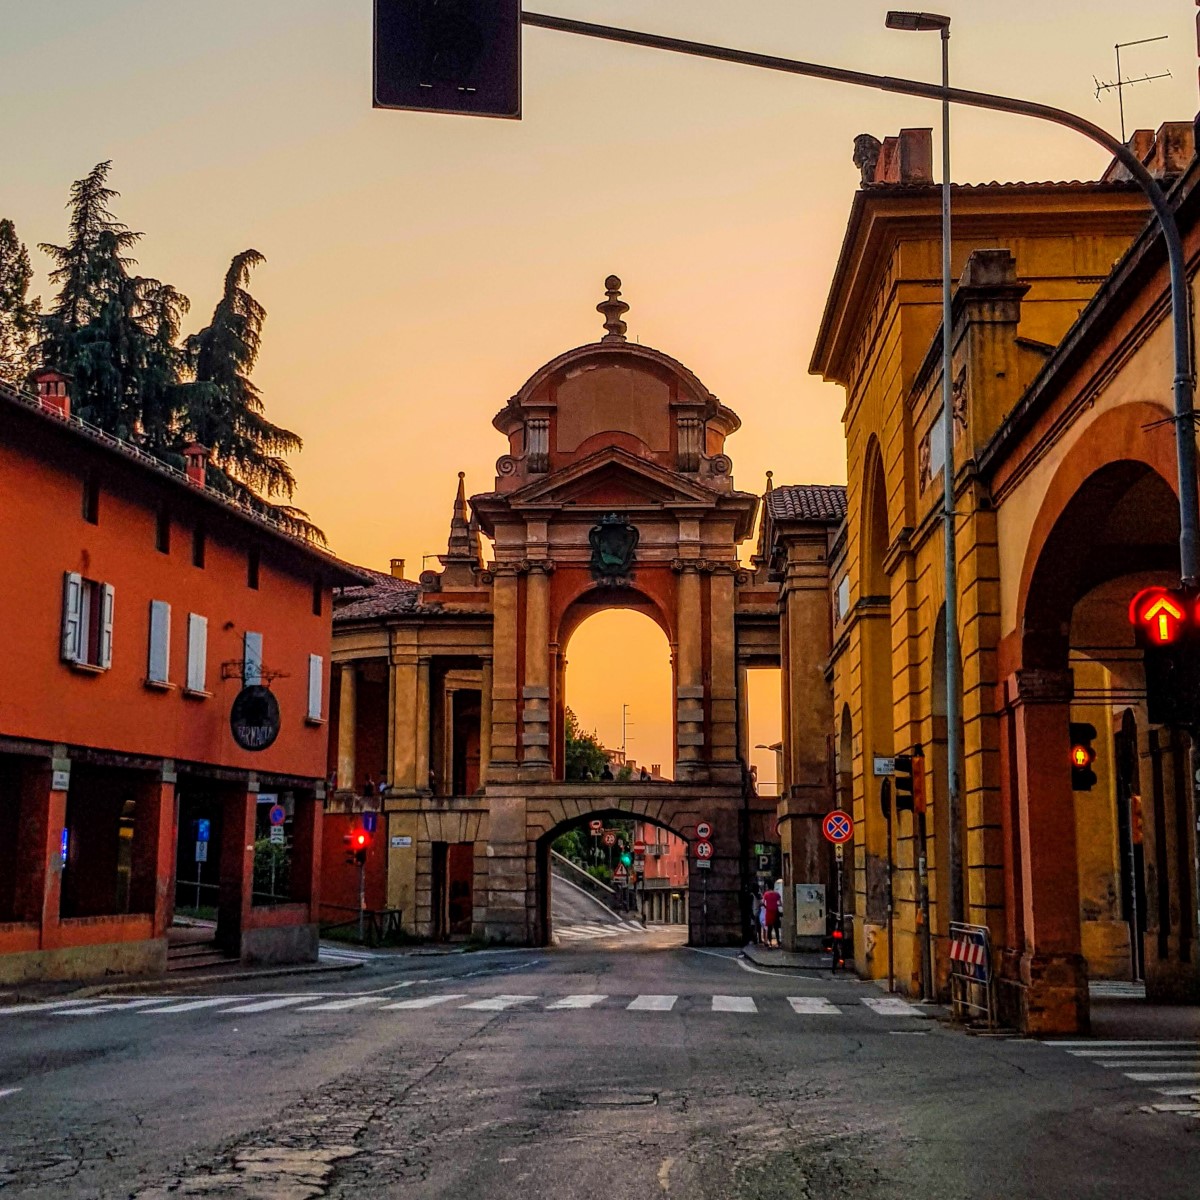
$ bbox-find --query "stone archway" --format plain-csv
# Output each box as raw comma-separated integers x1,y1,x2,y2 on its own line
1005,451,1197,1028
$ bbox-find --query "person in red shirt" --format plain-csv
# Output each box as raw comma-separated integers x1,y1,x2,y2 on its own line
761,887,782,946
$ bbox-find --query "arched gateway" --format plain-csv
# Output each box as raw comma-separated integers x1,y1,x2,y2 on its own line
328,280,837,945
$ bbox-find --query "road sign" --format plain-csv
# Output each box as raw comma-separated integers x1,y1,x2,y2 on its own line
695,821,712,840
194,841,208,863
269,826,285,845
695,839,714,859
613,865,628,883
602,831,616,847
362,811,379,833
633,840,646,856
873,755,896,777
695,858,711,870
835,843,844,863
195,818,211,843
589,819,603,832
373,0,522,119
822,810,854,844
268,804,286,827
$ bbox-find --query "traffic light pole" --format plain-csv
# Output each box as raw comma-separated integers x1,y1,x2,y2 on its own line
522,10,1200,584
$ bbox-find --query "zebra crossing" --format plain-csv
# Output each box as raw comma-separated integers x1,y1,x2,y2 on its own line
0,991,931,1023
553,920,647,943
1043,1039,1200,1120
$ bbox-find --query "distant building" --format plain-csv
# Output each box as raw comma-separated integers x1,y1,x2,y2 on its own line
0,371,361,985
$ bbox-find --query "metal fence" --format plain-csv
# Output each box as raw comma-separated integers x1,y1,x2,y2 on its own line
949,921,995,1028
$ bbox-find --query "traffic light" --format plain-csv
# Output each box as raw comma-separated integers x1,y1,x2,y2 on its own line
373,0,521,118
619,851,633,868
893,745,925,815
1069,723,1098,792
343,829,372,866
1129,585,1200,726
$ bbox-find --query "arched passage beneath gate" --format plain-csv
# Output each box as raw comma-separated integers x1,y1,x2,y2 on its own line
535,806,691,947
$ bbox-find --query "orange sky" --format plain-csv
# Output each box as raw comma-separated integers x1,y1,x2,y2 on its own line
3,0,1197,776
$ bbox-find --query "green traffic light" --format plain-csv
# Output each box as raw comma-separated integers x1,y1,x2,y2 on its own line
620,853,632,866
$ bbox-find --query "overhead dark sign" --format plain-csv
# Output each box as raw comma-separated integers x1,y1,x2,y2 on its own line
230,685,281,752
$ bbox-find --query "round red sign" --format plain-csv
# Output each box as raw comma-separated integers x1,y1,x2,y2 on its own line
602,831,616,847
589,819,603,832
695,839,714,859
822,810,854,844
633,840,646,855
696,821,712,840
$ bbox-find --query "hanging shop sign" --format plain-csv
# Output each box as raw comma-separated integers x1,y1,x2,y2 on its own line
230,685,281,752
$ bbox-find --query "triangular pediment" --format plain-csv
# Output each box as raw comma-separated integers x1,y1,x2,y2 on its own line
504,446,721,511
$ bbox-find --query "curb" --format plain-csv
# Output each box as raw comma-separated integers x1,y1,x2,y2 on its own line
741,947,831,971
0,959,362,1005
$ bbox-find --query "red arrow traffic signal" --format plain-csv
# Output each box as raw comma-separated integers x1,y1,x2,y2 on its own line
1129,587,1188,645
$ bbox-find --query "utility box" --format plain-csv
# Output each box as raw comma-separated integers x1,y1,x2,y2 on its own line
794,884,826,937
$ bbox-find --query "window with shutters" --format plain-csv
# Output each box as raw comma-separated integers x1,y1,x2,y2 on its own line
146,600,171,686
61,572,114,670
306,654,324,722
243,631,263,685
185,613,209,695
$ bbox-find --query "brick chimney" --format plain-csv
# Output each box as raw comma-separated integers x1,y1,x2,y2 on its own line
183,443,209,486
31,368,70,418
390,558,406,579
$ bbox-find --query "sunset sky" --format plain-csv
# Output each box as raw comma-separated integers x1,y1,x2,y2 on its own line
3,0,1196,776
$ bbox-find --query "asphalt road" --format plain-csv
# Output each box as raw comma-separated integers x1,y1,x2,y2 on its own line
1,942,1197,1199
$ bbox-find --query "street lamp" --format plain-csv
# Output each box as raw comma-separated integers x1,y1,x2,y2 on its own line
885,11,963,933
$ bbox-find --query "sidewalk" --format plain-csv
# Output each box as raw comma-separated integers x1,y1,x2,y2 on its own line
742,943,832,971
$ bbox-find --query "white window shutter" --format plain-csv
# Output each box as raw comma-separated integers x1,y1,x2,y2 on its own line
61,572,83,662
148,600,171,683
99,584,115,669
307,654,323,720
243,631,263,685
187,614,208,692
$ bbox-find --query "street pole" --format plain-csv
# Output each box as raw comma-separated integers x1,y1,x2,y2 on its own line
883,778,894,993
357,858,366,943
522,11,1200,587
917,16,966,929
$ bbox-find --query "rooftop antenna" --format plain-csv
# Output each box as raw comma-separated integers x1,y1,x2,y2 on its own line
1094,35,1171,144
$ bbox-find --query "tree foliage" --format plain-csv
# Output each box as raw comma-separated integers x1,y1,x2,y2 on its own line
0,219,39,386
564,707,608,781
24,162,321,539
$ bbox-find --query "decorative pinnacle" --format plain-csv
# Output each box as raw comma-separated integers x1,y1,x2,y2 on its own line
598,275,629,342
765,470,774,493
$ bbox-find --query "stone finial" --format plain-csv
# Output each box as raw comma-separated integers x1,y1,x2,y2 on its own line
765,470,774,494
443,471,481,566
597,275,629,342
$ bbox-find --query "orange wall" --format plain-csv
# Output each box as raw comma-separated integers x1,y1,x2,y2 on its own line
0,412,333,779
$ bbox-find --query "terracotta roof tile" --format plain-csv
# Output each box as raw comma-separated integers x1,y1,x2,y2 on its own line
333,567,420,622
766,484,847,523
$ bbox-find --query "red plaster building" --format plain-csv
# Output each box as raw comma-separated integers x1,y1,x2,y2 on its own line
0,371,362,984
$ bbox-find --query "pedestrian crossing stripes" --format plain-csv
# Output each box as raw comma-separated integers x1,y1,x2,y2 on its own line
1043,1039,1200,1120
552,921,647,942
1,992,928,1022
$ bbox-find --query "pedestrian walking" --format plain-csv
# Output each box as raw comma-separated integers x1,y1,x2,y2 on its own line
762,885,782,947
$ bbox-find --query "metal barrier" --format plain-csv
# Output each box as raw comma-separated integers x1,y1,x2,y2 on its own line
319,904,405,946
949,921,995,1027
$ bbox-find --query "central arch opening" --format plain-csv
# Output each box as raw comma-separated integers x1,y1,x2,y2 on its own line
545,606,687,946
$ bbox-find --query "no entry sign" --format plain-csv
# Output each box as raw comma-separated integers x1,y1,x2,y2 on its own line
822,810,854,844
633,840,646,856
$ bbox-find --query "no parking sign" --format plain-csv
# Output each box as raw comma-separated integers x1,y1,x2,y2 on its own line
822,810,854,844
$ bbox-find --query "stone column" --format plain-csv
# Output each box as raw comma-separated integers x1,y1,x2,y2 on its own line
17,757,68,950
217,782,258,958
708,567,740,776
1009,669,1088,1034
415,656,432,793
128,763,177,938
336,663,357,792
675,564,705,780
520,564,552,780
488,568,520,783
1140,726,1200,1003
479,658,493,785
736,662,751,766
